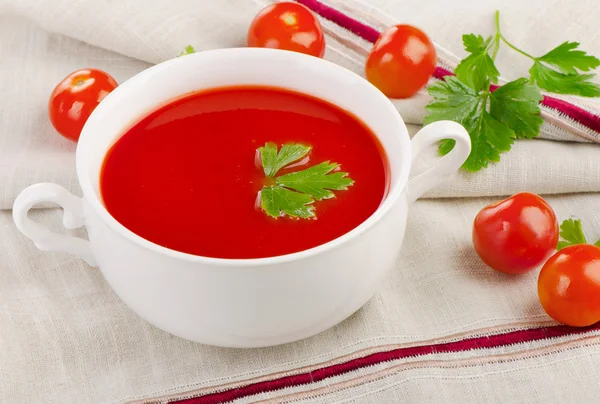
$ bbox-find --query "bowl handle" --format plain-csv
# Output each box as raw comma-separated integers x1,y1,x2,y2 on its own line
407,120,471,203
12,183,97,266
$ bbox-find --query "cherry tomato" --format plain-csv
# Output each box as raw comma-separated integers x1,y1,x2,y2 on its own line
365,25,436,99
48,68,118,142
247,2,326,58
472,192,558,274
538,244,600,327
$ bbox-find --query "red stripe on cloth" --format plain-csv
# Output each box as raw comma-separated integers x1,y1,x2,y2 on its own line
295,0,381,43
296,0,600,135
541,96,600,132
171,323,600,403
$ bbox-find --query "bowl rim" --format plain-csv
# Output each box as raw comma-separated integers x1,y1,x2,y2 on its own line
76,47,411,267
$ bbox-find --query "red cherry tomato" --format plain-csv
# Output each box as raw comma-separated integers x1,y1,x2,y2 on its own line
247,2,326,58
48,68,118,142
365,24,436,99
538,244,600,327
472,192,558,274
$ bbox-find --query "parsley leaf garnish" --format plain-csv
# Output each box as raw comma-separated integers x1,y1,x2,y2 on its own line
557,218,600,250
276,162,354,201
425,10,600,172
258,142,311,177
261,186,315,219
258,143,353,219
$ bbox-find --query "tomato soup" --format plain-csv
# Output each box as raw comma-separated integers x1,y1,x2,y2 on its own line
100,87,388,259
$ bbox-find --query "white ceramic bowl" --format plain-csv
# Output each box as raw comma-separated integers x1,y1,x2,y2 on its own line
13,48,470,348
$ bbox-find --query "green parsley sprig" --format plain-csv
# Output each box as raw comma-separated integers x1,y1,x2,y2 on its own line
557,218,600,250
425,11,600,172
258,142,354,219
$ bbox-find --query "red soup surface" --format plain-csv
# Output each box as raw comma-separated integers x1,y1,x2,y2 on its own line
101,86,388,259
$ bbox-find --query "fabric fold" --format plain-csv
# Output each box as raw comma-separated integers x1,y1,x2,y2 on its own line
2,194,600,403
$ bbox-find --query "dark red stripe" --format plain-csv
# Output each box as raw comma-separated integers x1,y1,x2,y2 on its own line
296,0,600,135
295,0,381,43
171,323,600,403
433,66,454,80
541,96,600,132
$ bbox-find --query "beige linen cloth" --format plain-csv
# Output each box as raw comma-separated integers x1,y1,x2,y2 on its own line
1,0,600,403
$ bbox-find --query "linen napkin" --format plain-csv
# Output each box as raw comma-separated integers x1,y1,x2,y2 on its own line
1,0,600,403
3,196,600,403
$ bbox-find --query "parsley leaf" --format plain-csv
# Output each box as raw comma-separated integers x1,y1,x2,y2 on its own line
179,45,196,56
537,41,600,75
460,110,515,171
424,77,481,160
257,143,354,219
529,62,600,97
276,161,354,200
489,78,543,139
462,33,491,53
424,77,481,123
557,218,588,250
259,142,311,177
261,186,315,219
425,11,600,172
455,34,500,92
425,77,516,171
